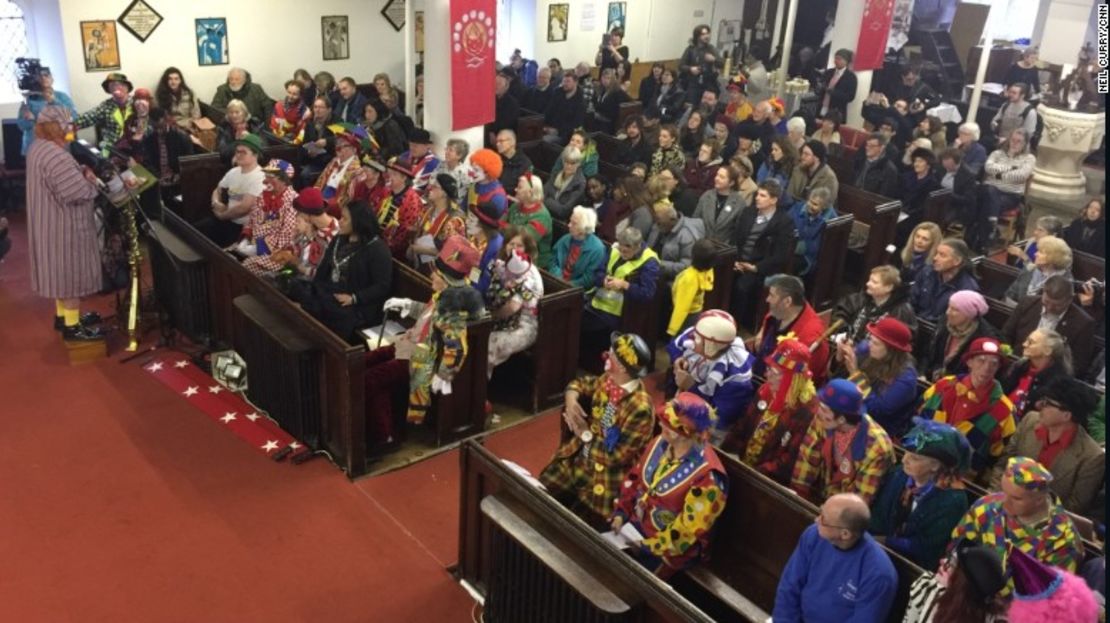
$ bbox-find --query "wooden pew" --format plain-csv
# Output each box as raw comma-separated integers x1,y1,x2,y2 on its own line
838,185,902,287
807,212,855,311
516,110,546,143
591,132,634,183
177,152,225,224
976,258,1021,302
520,139,561,180
1072,249,1105,283
921,188,953,229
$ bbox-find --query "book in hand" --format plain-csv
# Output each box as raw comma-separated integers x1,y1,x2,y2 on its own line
600,522,645,550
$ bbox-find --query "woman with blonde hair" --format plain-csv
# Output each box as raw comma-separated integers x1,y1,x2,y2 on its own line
215,99,261,165
896,221,943,285
1003,235,1072,303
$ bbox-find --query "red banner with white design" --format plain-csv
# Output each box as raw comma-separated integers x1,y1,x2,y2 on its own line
855,0,896,71
451,0,497,130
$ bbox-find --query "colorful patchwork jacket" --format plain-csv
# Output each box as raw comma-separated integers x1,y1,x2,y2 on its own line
918,375,1016,474
791,413,895,505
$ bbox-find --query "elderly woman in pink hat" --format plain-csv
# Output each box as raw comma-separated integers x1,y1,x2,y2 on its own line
919,289,1000,382
837,316,920,437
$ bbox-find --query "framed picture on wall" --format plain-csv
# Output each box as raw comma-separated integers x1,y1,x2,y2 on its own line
415,11,425,53
607,2,626,33
547,4,569,42
117,0,164,43
322,16,349,60
195,18,229,66
80,21,121,72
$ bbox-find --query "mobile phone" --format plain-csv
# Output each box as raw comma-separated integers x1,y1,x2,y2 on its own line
601,33,611,47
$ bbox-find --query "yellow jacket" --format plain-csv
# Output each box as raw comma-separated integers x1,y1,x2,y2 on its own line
668,266,714,336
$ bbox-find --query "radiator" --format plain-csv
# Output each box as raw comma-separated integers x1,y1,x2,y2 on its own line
148,221,211,344
231,295,322,447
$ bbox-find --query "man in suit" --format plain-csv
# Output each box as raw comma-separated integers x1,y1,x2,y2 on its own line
818,48,858,120
1002,275,1096,372
330,77,367,125
730,179,796,329
852,133,900,198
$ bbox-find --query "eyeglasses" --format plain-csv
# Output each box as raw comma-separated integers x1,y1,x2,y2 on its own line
1036,398,1065,410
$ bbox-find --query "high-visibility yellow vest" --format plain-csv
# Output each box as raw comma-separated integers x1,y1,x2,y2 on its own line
590,246,658,316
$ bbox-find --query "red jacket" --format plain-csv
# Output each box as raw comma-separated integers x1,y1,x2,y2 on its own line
758,304,830,385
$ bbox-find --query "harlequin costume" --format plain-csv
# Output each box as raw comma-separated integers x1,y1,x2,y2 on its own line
723,337,819,486
240,160,299,275
790,379,896,504
611,393,728,579
377,157,425,258
398,128,440,193
314,130,365,217
257,187,339,279
74,72,133,150
346,157,391,209
417,174,466,253
486,250,544,371
539,333,656,520
363,236,485,446
665,311,754,433
467,148,509,217
949,457,1084,591
269,99,309,144
469,201,505,295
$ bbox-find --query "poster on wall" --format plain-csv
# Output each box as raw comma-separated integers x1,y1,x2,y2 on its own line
607,2,626,33
450,0,496,129
547,4,568,42
118,0,163,43
415,11,425,53
80,21,121,72
381,0,406,32
322,16,349,60
196,18,229,66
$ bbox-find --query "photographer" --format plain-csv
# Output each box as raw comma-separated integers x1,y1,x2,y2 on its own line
679,24,721,108
595,28,630,72
15,60,76,157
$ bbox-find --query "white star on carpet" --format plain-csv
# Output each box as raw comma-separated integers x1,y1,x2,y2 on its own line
146,362,164,372
244,412,260,422
174,360,189,368
289,441,302,450
261,440,279,452
183,386,199,397
220,412,237,423
208,385,223,394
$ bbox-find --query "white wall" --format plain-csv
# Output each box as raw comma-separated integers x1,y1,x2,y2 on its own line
1038,0,1097,66
1,0,68,118
52,0,406,114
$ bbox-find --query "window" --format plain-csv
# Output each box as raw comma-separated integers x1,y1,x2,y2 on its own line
0,1,30,103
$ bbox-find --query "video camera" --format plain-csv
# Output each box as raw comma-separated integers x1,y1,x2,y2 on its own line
15,57,48,94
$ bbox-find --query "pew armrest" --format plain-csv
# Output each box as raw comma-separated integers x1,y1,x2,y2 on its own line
684,567,770,622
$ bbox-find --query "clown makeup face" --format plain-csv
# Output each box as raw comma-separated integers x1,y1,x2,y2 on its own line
133,98,150,117
966,354,1002,387
262,172,285,194
108,82,129,105
505,234,527,255
765,363,784,394
294,213,313,236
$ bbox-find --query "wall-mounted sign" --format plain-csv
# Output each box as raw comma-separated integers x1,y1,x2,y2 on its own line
381,0,406,33
117,0,163,43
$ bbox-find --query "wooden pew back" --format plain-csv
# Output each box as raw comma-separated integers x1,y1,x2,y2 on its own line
515,111,546,143
509,270,584,412
809,212,855,311
838,185,901,286
177,152,225,224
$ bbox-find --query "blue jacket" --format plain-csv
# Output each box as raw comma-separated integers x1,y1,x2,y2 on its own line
550,233,606,291
773,524,897,623
855,342,920,438
474,233,504,295
330,91,369,124
666,329,755,429
756,160,794,206
791,202,838,276
909,266,980,323
17,92,77,155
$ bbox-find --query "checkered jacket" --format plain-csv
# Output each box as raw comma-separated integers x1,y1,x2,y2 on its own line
790,414,895,505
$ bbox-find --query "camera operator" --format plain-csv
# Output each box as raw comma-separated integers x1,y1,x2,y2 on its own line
15,60,76,157
596,28,630,72
679,24,722,108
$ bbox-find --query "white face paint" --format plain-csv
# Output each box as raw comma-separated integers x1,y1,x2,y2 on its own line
603,354,613,373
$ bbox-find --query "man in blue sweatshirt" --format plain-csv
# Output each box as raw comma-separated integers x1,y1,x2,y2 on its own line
773,493,897,622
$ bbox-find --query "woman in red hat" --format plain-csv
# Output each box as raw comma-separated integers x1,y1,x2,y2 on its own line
377,156,424,258
113,87,153,163
837,316,920,437
256,187,338,279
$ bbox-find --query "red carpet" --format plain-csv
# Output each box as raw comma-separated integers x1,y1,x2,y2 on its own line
0,213,476,622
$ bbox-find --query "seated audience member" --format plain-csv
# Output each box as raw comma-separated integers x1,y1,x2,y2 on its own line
647,68,686,124
991,376,1103,515
268,80,310,144
897,148,941,243
732,115,772,175
879,113,911,154
637,63,664,110
253,188,338,279
853,132,900,198
791,379,896,504
1002,275,1096,372
1001,328,1072,418
583,176,613,225
361,99,407,161
894,221,943,286
202,133,265,247
74,72,132,152
730,154,759,206
651,166,685,209
682,139,723,196
833,265,917,345
603,175,654,241
767,97,788,134
649,124,686,177
903,540,1007,622
918,337,1017,477
399,129,439,194
580,227,660,363
300,97,336,186
610,393,728,579
466,200,505,295
574,63,597,118
666,310,754,436
543,72,586,143
919,290,999,382
645,198,704,281
487,73,520,144
348,157,390,209
756,136,797,205
723,78,752,123
486,233,544,376
982,128,1036,244
502,173,552,267
551,206,606,290
787,140,839,209
295,200,392,344
1007,548,1101,623
113,88,152,164
314,130,363,215
910,238,979,323
873,420,973,573
292,69,316,108
313,71,338,104
710,115,735,160
1062,198,1105,258
368,237,485,443
837,317,920,436
617,115,655,167
790,187,838,277
433,138,474,199
937,148,981,240
589,68,629,136
542,145,587,219
693,164,745,244
495,130,533,191
752,274,831,384
211,68,274,121
950,456,1084,576
811,111,842,147
377,158,424,257
953,122,988,174
539,332,655,520
467,147,509,219
990,83,1038,149
215,99,263,166
523,67,556,113
679,110,711,156
774,493,898,622
409,174,465,270
551,130,599,178
232,159,297,263
723,338,817,483
1003,235,1073,304
729,181,795,328
785,116,807,152
142,108,195,200
154,67,200,135
914,115,948,153
546,58,565,88
1009,215,1064,268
